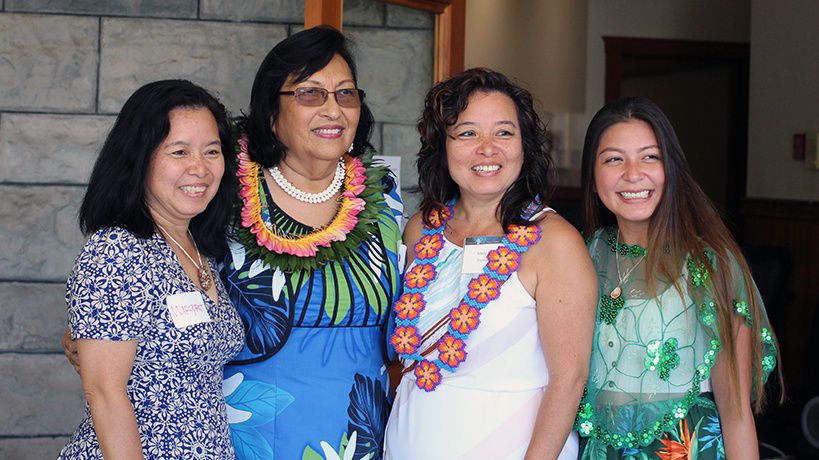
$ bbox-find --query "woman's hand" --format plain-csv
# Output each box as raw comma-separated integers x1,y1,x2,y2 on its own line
519,215,598,459
78,338,144,459
62,327,80,373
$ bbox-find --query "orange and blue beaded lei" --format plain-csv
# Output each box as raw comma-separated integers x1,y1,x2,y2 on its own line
390,202,542,391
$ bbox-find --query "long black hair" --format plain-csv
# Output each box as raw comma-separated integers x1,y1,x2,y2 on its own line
78,79,236,258
242,26,374,167
416,67,553,230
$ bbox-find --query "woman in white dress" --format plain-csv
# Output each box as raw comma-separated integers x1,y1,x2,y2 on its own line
384,68,598,460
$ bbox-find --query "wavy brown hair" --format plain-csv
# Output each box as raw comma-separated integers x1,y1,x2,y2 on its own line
580,96,782,412
416,68,553,230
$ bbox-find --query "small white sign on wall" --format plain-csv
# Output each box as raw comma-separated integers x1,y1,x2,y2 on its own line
374,155,402,191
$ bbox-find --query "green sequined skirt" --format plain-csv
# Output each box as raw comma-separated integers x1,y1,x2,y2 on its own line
579,393,725,460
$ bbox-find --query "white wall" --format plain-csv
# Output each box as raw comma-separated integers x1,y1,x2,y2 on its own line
462,0,819,200
464,0,588,180
747,0,819,200
464,0,587,113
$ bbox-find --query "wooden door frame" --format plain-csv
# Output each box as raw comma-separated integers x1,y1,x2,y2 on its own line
603,37,750,229
305,0,465,82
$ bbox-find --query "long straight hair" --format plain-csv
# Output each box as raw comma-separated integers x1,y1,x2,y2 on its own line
580,96,782,411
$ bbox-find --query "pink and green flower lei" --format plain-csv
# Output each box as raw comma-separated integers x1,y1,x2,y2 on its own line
234,135,387,273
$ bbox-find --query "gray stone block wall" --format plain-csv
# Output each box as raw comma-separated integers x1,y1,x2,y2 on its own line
6,0,199,18
0,14,98,112
0,114,113,184
98,18,289,114
0,437,73,460
0,283,67,352
0,1,431,455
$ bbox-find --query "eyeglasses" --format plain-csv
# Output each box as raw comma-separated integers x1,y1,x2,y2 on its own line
279,87,366,108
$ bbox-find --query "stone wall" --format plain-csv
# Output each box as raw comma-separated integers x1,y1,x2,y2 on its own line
0,1,432,457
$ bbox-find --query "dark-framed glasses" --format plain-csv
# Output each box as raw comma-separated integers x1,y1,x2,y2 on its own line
280,87,365,108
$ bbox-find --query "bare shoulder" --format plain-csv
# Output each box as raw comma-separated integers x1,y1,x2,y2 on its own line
530,212,587,257
518,211,594,294
403,212,425,246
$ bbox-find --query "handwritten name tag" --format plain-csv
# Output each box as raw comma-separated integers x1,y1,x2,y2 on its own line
166,291,211,328
462,236,503,274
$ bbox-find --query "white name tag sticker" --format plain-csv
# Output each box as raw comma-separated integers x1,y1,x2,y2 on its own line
166,291,211,328
462,236,503,274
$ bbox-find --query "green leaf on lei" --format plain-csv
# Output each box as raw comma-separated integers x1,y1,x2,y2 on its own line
235,148,389,273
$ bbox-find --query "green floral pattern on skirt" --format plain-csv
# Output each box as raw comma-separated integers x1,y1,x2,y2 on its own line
580,393,725,460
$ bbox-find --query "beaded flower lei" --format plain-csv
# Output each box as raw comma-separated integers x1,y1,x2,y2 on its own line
390,203,542,391
234,135,387,272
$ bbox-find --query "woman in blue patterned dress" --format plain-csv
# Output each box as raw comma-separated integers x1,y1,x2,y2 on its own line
59,80,244,458
221,27,403,459
574,96,781,458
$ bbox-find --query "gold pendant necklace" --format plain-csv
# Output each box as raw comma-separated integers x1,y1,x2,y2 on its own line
155,223,213,291
599,230,646,325
611,229,645,299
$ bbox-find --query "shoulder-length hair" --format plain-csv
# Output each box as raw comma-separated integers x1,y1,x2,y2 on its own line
79,79,237,258
580,96,782,411
242,26,374,167
416,67,553,230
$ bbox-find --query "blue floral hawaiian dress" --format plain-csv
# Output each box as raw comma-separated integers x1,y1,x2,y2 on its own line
59,227,244,459
222,176,403,460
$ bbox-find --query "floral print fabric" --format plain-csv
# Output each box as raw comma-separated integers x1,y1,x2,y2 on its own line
580,393,726,459
59,227,244,459
222,176,403,460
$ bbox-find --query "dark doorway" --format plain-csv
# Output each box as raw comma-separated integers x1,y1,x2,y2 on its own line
603,37,749,232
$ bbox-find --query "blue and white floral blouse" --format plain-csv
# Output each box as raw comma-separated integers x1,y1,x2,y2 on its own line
59,227,244,459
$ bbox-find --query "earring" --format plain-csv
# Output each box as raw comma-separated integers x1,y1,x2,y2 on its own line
348,143,354,153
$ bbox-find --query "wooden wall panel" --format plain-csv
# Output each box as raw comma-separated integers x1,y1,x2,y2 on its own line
741,198,819,396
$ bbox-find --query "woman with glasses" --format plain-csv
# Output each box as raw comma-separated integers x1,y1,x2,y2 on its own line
62,26,399,459
220,26,403,459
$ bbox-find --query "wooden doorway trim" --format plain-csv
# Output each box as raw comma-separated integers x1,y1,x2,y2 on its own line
603,37,749,102
603,37,750,229
305,0,344,30
305,0,465,82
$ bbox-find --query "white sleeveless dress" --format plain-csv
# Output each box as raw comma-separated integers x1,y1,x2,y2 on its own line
384,213,578,460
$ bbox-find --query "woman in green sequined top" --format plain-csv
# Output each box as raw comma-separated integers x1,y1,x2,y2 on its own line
574,96,781,459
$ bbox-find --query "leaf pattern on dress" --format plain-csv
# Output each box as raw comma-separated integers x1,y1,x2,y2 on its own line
231,425,275,460
346,374,389,460
224,249,293,363
224,374,295,427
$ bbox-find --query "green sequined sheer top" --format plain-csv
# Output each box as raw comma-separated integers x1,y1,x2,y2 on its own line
574,227,778,449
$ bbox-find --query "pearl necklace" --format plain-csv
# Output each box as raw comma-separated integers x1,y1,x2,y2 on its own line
268,159,345,204
155,223,212,291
